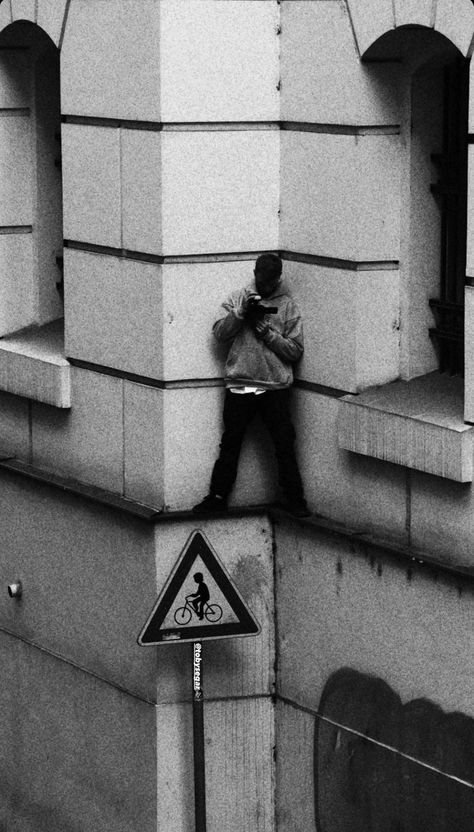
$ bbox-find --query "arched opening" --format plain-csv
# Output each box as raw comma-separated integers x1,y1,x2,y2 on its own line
365,27,469,379
0,21,63,338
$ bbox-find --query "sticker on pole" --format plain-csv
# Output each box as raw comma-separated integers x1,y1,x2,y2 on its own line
137,530,261,645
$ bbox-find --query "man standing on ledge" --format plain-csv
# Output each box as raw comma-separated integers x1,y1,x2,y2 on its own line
193,253,310,518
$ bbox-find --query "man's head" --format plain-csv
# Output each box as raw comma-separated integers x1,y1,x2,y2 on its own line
193,572,204,583
254,253,282,298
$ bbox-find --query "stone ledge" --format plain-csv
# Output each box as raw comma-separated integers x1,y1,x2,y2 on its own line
337,372,474,482
0,319,71,408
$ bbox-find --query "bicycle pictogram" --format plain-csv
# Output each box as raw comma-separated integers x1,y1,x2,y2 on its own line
174,596,223,625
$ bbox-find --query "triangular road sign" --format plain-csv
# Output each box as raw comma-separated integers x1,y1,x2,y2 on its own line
137,529,261,645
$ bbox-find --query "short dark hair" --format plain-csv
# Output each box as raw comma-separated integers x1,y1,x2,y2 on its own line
254,253,282,280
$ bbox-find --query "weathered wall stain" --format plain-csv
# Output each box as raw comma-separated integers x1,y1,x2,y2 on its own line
314,669,474,831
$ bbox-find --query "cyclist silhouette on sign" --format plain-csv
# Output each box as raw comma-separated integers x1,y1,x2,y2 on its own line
173,573,223,625
188,572,210,620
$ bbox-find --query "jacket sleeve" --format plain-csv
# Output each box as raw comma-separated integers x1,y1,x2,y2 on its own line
262,301,304,362
212,289,247,343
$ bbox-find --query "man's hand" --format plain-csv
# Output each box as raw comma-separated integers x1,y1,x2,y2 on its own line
253,320,270,339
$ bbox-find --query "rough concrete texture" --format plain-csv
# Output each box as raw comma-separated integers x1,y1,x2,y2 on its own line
0,635,157,832
280,131,401,262
159,0,279,122
61,0,160,121
0,235,34,336
31,366,125,494
62,124,122,249
288,260,400,392
11,0,35,23
157,697,275,832
0,390,30,458
276,701,315,832
0,116,32,226
345,0,395,56
64,249,164,378
276,522,474,720
161,130,279,255
37,0,69,47
281,0,401,125
410,467,474,565
0,471,159,701
294,389,409,543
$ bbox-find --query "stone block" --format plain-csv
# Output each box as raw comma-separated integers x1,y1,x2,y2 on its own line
61,0,160,120
37,0,69,46
346,0,394,56
121,129,162,254
0,320,70,407
294,389,408,540
0,234,34,336
161,386,277,511
0,637,157,831
159,0,279,122
394,0,434,28
338,374,474,482
62,124,121,247
0,49,30,108
31,365,124,493
281,131,401,262
287,260,400,392
0,2,11,33
146,517,274,702
0,390,30,458
276,701,316,832
0,115,32,226
161,259,256,380
64,249,163,378
11,0,35,22
434,0,474,57
276,522,474,719
281,1,401,125
157,698,274,832
123,381,164,507
161,130,279,255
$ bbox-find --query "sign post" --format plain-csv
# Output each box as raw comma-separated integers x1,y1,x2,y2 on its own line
137,529,261,832
192,642,206,832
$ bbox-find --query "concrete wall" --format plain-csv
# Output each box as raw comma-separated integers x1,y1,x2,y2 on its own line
274,520,474,832
0,473,275,830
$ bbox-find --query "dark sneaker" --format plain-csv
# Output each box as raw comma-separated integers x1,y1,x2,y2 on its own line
192,494,228,515
279,498,311,518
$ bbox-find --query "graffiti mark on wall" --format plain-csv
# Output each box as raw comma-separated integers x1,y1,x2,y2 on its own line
314,669,474,832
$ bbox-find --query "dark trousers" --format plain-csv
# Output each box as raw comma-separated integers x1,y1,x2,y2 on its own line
210,388,305,501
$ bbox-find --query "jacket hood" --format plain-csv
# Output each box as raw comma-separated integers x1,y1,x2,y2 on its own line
247,278,291,300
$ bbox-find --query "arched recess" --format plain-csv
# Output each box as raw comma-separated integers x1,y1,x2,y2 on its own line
346,0,474,60
347,0,474,421
0,20,62,336
338,6,474,481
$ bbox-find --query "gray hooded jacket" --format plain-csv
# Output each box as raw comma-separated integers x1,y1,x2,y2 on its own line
213,279,303,390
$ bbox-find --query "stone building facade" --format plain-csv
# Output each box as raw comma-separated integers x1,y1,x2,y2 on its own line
0,1,474,829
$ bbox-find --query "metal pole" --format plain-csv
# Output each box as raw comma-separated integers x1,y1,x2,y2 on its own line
192,641,207,832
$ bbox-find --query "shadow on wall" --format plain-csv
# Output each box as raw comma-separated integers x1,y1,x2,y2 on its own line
314,668,474,832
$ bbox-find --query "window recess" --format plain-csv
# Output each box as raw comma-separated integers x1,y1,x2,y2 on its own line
429,58,469,377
